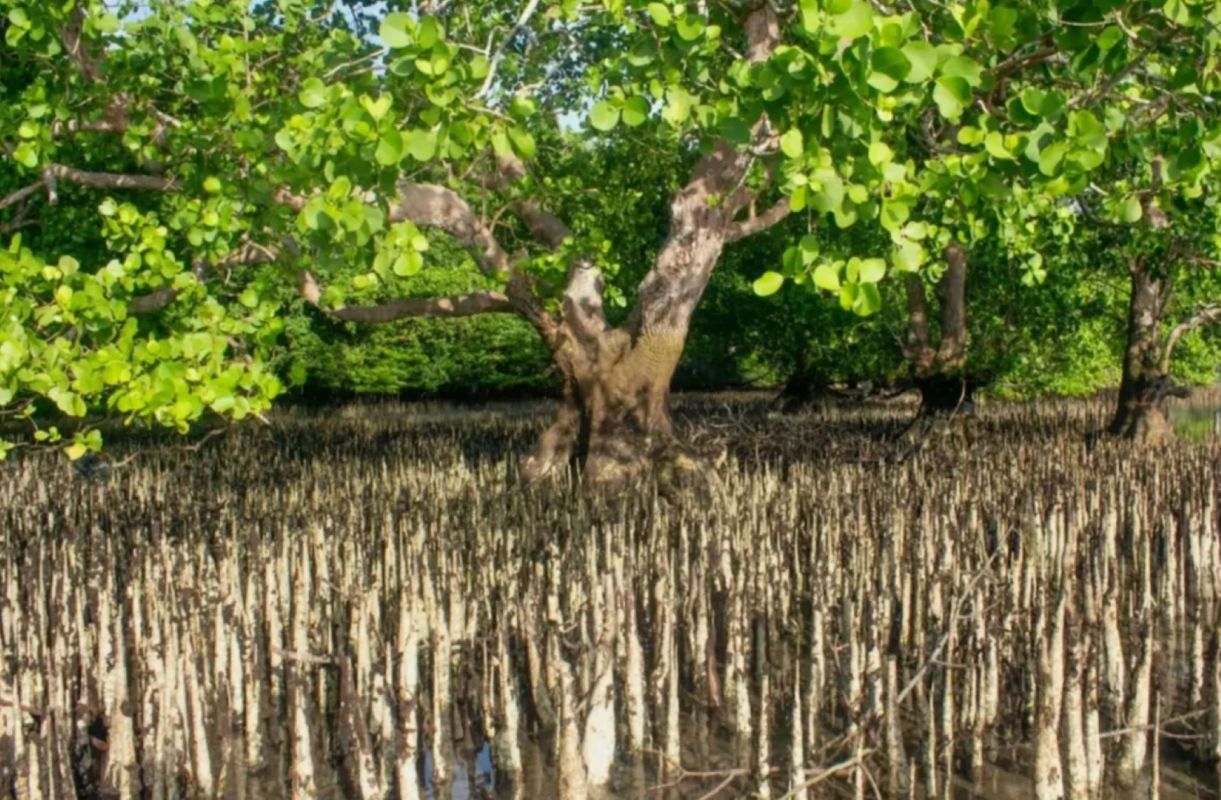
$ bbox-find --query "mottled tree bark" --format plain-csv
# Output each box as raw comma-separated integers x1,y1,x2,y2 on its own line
519,6,784,485
902,244,974,417
1109,265,1174,440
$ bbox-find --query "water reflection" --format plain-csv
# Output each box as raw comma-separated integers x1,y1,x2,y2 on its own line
424,742,496,800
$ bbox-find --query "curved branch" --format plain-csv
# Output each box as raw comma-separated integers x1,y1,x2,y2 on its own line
1161,303,1221,373
725,198,791,244
298,271,513,322
390,183,512,278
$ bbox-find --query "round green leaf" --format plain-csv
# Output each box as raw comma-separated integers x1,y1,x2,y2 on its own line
622,96,649,127
376,128,404,165
828,1,874,39
406,129,437,161
380,13,413,48
813,262,841,292
589,100,620,132
299,78,327,109
857,258,886,283
753,271,785,297
900,41,939,83
892,240,926,272
1119,195,1143,223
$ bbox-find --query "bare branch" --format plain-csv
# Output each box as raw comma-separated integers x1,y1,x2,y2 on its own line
1161,303,1221,373
0,180,46,213
724,198,791,244
298,271,513,322
1,164,176,212
60,6,102,82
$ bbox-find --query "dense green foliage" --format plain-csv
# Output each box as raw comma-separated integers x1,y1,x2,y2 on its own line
1,0,1218,458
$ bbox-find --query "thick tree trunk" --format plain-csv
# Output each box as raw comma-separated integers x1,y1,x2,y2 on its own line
523,328,707,486
519,4,781,485
1107,264,1183,441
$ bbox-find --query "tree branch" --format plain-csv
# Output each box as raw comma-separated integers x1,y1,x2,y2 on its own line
298,271,513,322
0,164,176,211
1161,303,1221,373
127,242,280,315
390,183,514,279
724,197,791,244
474,0,542,100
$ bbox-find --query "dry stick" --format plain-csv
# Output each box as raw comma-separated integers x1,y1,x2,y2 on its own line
773,751,876,800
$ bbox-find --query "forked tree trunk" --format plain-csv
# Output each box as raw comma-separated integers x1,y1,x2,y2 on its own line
903,244,974,418
303,5,786,485
520,7,783,486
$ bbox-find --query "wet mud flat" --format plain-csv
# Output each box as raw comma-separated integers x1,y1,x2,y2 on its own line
1,396,1219,799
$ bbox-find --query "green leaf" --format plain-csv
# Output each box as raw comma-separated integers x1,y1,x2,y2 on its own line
376,128,403,165
752,271,785,297
901,41,939,83
507,126,536,159
868,141,893,166
984,131,1013,160
622,96,649,127
1038,140,1068,176
1164,0,1191,24
65,442,88,461
780,128,805,159
662,87,693,125
12,142,37,168
362,94,392,121
405,129,437,161
1020,87,1047,117
646,3,672,26
810,167,844,214
933,77,970,120
892,240,926,272
857,258,886,283
95,12,120,34
417,16,443,48
853,282,882,316
676,13,704,41
813,262,841,292
299,78,327,109
380,13,414,48
1119,195,1143,223
203,176,222,194
870,47,911,88
589,100,620,132
939,55,982,86
828,0,873,39
7,8,29,28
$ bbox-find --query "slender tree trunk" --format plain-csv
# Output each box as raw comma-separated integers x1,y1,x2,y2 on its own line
1109,264,1174,440
903,245,974,417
